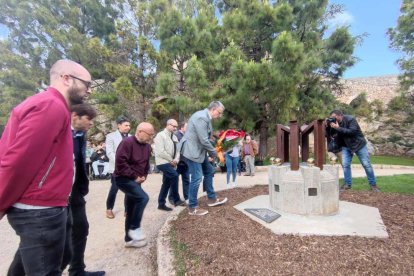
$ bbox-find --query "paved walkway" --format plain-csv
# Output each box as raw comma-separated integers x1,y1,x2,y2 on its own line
0,165,413,275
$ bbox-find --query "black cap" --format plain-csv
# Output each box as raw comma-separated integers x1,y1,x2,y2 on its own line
116,115,130,124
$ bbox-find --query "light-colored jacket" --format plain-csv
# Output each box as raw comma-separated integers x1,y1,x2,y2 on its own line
180,109,216,163
154,128,179,165
105,130,130,173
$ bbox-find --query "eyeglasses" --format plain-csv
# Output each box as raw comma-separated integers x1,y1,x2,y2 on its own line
67,74,93,89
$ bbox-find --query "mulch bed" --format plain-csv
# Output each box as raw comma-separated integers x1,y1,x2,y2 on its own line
171,186,414,275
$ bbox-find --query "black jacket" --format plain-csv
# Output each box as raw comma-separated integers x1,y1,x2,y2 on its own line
70,132,89,205
335,115,366,153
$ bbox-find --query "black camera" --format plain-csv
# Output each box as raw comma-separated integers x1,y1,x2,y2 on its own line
326,117,336,124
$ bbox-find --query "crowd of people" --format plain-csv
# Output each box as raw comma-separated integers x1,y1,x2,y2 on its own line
0,58,379,275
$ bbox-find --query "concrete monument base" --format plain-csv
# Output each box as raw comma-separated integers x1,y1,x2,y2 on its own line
234,195,388,238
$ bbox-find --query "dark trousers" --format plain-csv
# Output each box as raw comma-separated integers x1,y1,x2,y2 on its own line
106,175,127,211
7,207,67,276
116,176,149,242
106,175,119,210
168,161,189,201
157,163,180,206
61,203,89,276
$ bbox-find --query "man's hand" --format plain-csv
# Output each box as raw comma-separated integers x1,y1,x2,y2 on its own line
0,211,5,220
171,160,177,167
135,176,146,184
330,121,340,129
208,157,214,162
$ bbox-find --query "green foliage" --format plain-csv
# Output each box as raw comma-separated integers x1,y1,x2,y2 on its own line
0,0,358,155
370,99,384,117
340,174,414,194
388,94,410,111
388,0,414,95
349,92,373,120
387,134,403,143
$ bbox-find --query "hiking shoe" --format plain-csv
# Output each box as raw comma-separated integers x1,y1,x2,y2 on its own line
207,197,228,207
127,228,146,241
106,209,115,219
340,184,351,191
370,185,381,193
174,200,186,207
158,205,173,211
188,207,208,216
125,239,147,248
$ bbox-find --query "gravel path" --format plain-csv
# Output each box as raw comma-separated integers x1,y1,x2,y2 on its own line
0,166,413,275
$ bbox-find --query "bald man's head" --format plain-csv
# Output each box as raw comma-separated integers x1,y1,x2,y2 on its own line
135,122,155,143
165,119,178,133
49,59,92,106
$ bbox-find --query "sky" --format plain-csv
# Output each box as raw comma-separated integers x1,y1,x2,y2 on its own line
328,0,402,79
0,1,403,79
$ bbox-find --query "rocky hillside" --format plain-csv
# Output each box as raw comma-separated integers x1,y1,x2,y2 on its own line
339,75,413,157
337,75,400,105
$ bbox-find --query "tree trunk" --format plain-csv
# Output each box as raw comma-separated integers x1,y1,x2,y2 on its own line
258,120,268,161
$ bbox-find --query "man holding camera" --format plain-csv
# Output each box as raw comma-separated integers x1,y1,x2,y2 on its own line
327,110,380,192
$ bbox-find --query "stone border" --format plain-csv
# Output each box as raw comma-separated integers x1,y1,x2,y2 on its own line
157,211,180,276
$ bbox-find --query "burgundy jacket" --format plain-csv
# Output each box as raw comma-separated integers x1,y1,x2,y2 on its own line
114,136,151,180
0,87,73,212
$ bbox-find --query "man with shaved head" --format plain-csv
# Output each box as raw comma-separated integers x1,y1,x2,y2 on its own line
113,122,154,248
154,119,185,211
0,59,92,275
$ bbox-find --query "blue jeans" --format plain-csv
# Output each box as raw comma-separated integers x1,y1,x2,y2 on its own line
7,207,67,276
115,176,149,242
157,163,180,206
342,145,377,186
187,157,216,209
225,154,239,184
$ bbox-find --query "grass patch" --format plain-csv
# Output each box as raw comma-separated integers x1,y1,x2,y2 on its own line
351,155,414,166
170,229,187,276
340,174,414,194
170,227,200,276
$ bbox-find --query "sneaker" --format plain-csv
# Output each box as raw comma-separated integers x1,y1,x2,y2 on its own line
188,207,209,216
370,185,381,193
106,209,115,219
243,173,251,176
340,184,351,191
185,199,189,205
251,173,255,176
128,228,146,241
207,197,228,207
174,200,186,207
125,239,147,248
226,183,231,189
232,182,237,188
158,205,173,211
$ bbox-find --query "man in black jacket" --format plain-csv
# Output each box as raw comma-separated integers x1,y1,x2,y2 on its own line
64,103,105,275
328,110,379,192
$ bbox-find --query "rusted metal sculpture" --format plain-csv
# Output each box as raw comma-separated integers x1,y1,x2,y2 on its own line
276,120,326,170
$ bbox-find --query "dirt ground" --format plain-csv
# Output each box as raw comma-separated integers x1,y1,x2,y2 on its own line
1,168,413,275
172,186,414,275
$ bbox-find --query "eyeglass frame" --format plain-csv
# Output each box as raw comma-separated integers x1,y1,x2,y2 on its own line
63,74,93,89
